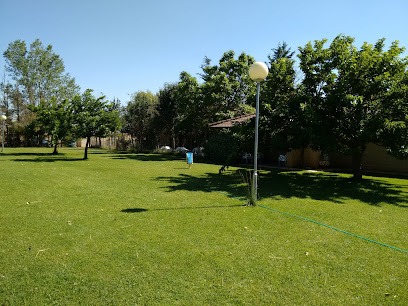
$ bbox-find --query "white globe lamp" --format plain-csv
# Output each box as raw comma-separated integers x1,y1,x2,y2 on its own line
249,62,269,82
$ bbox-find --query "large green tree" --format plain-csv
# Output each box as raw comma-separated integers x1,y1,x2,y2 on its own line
260,42,301,153
3,39,80,146
268,41,295,63
173,71,203,146
71,90,120,159
29,98,73,154
155,83,179,149
298,35,408,180
3,39,79,106
171,51,256,148
200,51,256,122
122,91,158,151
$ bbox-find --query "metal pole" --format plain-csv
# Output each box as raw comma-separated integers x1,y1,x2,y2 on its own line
1,119,4,153
253,82,260,202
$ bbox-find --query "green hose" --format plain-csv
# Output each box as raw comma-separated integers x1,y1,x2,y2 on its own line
213,190,408,254
257,204,408,254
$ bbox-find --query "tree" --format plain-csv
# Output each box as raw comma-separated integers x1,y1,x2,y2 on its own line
29,98,73,154
3,39,79,106
268,41,295,62
156,83,179,149
3,39,80,146
173,71,204,147
261,42,300,153
200,51,256,122
298,35,408,180
122,91,158,151
71,90,121,159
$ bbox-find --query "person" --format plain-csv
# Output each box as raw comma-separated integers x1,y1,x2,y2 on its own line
186,151,193,169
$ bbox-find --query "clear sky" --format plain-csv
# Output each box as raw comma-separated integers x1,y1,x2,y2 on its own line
1,0,408,105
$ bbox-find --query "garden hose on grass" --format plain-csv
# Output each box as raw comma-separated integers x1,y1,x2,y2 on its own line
213,190,408,254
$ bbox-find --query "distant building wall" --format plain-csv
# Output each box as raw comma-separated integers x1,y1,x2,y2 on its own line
79,134,132,150
288,143,408,174
331,143,408,174
287,148,320,168
286,150,301,168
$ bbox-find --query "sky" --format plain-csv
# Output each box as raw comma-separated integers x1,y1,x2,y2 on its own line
1,0,408,105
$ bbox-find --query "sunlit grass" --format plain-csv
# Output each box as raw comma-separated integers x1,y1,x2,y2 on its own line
0,147,407,304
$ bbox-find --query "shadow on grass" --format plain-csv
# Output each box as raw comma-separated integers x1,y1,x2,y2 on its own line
111,153,183,162
12,157,84,162
156,169,408,208
121,208,148,213
121,204,244,213
3,152,65,157
3,152,84,162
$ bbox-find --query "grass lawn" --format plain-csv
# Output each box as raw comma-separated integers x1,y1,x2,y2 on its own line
1,147,407,305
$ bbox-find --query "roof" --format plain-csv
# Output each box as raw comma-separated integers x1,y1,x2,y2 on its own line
209,113,255,129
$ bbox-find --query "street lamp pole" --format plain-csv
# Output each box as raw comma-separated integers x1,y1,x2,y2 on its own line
1,115,6,153
249,62,268,203
253,82,260,201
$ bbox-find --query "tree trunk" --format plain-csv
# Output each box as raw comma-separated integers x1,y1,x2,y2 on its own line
84,136,90,159
53,143,58,155
351,146,366,181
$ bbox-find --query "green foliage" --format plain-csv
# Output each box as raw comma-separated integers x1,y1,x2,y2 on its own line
260,50,300,152
3,39,79,106
160,51,257,148
173,71,204,145
200,51,256,122
298,35,408,179
71,89,121,159
2,39,80,146
268,41,295,62
155,83,179,148
122,91,158,151
29,98,73,154
204,129,246,165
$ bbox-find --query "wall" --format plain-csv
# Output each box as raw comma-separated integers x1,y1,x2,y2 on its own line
330,143,408,174
287,148,320,168
289,144,408,175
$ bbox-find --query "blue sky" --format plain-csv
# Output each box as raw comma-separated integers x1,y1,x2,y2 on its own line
1,0,408,105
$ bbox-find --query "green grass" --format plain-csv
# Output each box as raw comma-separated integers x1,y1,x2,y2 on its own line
1,147,407,305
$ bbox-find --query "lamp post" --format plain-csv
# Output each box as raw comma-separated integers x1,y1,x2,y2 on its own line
1,115,6,153
249,62,269,203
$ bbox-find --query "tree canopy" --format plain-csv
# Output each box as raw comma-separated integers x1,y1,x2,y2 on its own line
2,36,408,178
122,91,158,151
71,90,121,159
3,39,79,106
298,35,408,179
2,39,80,147
29,98,73,154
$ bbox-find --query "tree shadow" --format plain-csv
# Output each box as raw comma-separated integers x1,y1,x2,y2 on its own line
156,169,408,207
121,208,149,213
260,171,408,207
156,170,245,196
12,157,84,163
121,204,244,213
111,153,183,162
3,152,65,157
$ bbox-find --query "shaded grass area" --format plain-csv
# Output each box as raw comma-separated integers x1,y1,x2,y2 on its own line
157,168,408,207
0,147,407,304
